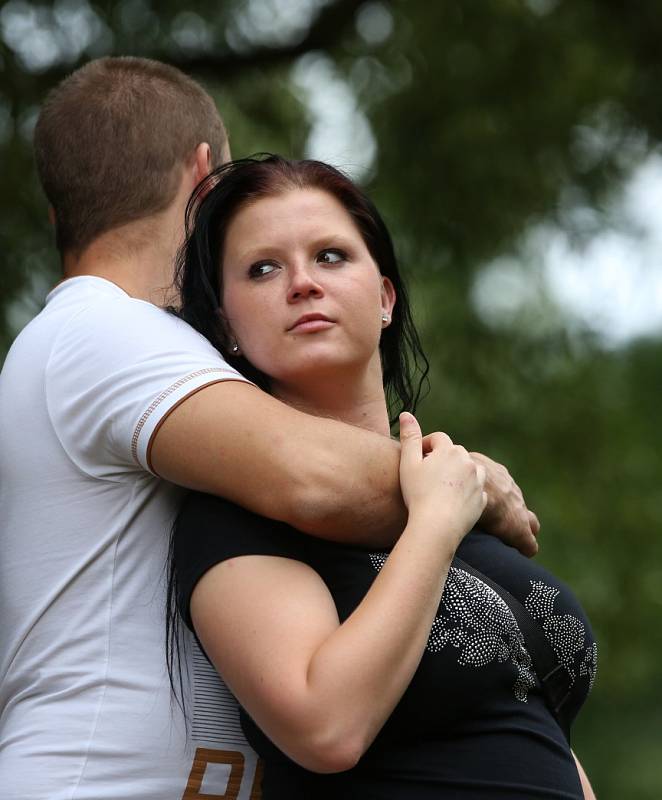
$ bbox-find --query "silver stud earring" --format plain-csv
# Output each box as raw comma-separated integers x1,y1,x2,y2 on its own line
231,342,240,355
381,313,390,324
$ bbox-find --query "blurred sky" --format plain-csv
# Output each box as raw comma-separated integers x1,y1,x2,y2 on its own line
295,50,662,348
473,155,662,347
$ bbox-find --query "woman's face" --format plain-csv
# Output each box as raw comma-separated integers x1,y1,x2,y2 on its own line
220,188,395,392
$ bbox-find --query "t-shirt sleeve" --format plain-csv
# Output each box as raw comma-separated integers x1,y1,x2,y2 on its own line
174,491,306,629
45,294,250,479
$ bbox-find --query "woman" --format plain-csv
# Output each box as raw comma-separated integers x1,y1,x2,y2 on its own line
168,156,597,798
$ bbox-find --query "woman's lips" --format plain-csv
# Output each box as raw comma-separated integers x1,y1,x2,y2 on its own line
288,315,335,333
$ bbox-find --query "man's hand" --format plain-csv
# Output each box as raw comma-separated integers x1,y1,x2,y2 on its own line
469,452,540,557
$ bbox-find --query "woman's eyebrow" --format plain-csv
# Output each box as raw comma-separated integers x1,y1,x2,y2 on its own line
233,234,358,265
310,234,356,250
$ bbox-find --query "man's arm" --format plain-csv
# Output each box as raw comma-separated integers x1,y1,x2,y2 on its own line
151,381,538,552
470,451,540,554
151,381,404,547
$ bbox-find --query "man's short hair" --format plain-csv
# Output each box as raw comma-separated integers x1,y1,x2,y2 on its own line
34,56,228,255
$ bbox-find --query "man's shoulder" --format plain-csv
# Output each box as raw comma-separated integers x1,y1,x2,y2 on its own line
4,276,241,476
46,276,183,329
6,277,184,355
41,276,219,364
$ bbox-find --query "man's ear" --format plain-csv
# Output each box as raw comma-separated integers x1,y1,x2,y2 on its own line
193,142,212,184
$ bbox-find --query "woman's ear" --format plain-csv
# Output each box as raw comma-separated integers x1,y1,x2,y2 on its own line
218,310,240,356
380,276,396,325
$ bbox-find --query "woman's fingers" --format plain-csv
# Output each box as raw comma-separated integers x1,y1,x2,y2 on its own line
398,412,423,469
421,431,452,455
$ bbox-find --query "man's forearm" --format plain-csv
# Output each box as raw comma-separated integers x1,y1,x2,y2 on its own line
150,380,406,546
151,380,537,553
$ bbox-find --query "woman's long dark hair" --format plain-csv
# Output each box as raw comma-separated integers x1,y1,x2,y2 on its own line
166,155,429,711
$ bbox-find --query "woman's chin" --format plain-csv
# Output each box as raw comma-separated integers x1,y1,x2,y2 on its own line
269,358,374,395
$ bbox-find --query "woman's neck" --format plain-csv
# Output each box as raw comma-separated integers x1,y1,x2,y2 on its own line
272,367,392,437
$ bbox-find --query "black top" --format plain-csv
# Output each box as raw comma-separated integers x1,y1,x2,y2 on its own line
174,492,597,800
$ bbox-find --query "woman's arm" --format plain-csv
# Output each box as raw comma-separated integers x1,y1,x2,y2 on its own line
573,752,597,800
190,414,486,773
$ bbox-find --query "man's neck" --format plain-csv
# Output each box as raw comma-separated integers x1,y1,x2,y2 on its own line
62,213,182,307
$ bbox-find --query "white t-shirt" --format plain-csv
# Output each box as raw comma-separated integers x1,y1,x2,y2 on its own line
0,277,261,799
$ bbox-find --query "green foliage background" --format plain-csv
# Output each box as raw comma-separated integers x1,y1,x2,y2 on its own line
1,1,661,795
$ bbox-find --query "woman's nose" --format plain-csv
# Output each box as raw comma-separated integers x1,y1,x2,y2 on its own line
287,265,324,302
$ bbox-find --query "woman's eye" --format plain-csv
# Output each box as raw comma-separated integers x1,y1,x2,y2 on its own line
248,262,278,278
317,249,346,265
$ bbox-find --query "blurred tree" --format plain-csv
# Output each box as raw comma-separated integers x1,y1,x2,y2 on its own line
1,0,661,796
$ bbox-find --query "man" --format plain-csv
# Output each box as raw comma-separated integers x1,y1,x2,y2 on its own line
0,57,538,799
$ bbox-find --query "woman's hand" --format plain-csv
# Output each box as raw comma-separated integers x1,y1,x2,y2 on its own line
399,412,487,547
